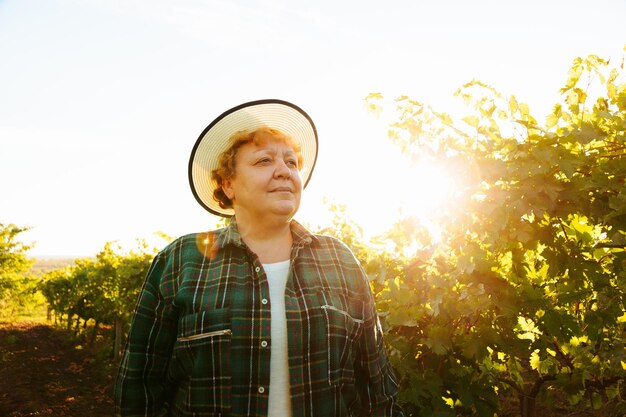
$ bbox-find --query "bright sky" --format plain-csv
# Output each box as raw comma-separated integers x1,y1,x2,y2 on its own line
1,0,625,257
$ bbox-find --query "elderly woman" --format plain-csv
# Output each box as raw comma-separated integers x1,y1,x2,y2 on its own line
115,100,403,417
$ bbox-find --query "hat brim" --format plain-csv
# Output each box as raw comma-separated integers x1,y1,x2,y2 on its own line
189,99,318,217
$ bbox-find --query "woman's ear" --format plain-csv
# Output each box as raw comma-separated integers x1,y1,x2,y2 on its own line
222,179,235,200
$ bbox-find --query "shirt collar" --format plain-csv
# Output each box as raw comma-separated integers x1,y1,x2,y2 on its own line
215,217,317,251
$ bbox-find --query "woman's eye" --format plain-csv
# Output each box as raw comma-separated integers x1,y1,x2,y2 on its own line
256,157,272,165
286,159,297,167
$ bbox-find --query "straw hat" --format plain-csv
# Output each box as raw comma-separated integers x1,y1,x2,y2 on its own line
188,99,318,217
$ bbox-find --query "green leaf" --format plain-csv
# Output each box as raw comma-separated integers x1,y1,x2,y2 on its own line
460,335,487,360
561,57,583,93
509,96,519,114
463,115,480,128
424,325,451,355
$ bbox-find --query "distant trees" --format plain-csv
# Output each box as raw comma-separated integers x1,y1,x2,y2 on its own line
0,223,36,319
40,240,159,358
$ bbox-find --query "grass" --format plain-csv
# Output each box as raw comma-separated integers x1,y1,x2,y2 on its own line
0,306,48,325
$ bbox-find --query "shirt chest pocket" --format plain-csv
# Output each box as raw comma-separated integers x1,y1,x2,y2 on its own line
170,308,232,415
318,293,364,386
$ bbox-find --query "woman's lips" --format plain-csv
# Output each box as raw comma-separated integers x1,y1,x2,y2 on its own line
271,187,293,192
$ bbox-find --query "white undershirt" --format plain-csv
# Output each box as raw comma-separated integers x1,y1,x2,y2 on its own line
262,260,293,417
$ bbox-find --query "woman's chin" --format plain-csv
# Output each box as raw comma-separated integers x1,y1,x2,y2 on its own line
270,201,299,217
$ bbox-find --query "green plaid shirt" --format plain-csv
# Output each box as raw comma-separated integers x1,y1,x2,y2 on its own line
115,220,403,417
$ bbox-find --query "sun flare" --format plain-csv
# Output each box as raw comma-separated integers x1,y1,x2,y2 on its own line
399,158,456,219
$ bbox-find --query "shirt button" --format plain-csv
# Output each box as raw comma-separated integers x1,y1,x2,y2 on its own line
261,298,268,305
258,386,265,394
255,266,261,273
261,340,268,348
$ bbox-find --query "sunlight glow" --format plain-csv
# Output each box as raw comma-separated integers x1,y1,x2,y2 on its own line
399,158,457,219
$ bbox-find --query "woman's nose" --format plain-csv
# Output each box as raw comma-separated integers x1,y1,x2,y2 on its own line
274,159,291,178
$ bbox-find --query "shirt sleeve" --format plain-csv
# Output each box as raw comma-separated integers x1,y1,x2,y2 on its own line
355,267,405,417
114,252,177,417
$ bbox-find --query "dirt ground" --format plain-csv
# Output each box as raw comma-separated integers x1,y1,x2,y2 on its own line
0,322,114,417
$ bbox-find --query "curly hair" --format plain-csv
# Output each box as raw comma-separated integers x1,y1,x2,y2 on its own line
211,126,303,210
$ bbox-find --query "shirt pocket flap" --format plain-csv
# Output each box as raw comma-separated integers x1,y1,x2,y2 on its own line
177,308,231,342
317,292,365,325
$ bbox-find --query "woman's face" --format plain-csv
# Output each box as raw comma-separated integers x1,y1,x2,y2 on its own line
222,139,302,221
